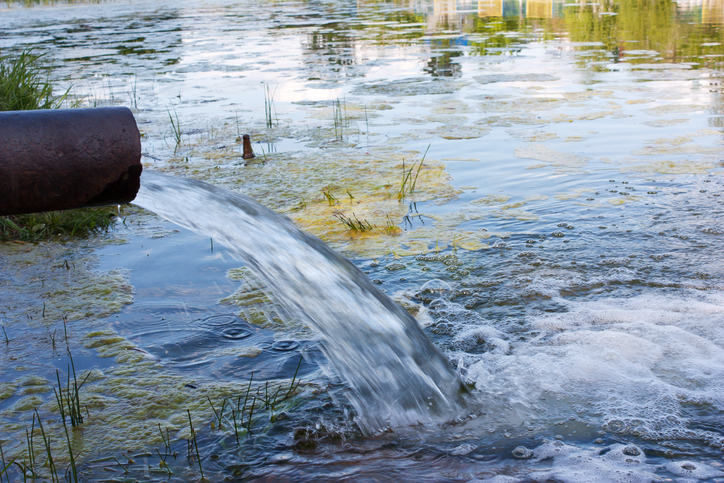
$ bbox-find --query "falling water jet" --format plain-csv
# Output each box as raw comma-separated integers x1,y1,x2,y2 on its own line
134,170,469,434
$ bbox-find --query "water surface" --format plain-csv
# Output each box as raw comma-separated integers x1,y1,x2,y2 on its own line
1,0,724,481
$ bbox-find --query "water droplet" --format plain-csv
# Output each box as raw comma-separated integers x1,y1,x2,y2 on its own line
272,340,300,351
203,314,239,327
221,327,253,340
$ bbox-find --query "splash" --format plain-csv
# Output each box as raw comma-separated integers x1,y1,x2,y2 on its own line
134,171,468,433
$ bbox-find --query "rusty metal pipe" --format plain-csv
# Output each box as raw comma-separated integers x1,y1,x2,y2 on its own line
0,107,142,216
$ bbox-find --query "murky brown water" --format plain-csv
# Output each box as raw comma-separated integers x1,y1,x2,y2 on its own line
1,0,724,481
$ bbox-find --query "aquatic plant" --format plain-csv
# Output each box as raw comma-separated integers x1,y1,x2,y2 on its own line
187,410,205,480
0,49,69,111
333,97,348,141
321,187,340,206
264,83,277,128
54,349,89,427
398,144,430,201
167,107,183,153
335,212,374,232
0,207,117,242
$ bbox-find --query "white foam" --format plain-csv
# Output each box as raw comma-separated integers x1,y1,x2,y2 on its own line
663,461,724,479
526,442,656,483
473,476,521,483
456,291,724,445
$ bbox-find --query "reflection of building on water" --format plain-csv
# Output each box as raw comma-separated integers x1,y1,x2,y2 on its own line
419,0,723,22
424,55,463,76
702,0,724,23
434,0,457,16
475,0,564,18
478,0,503,17
675,0,724,23
526,0,554,18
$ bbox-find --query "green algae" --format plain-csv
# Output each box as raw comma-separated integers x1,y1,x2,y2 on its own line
0,242,134,325
0,383,15,401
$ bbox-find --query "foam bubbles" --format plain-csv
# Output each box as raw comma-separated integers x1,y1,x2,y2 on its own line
419,279,453,298
528,441,655,483
453,291,724,446
663,461,724,479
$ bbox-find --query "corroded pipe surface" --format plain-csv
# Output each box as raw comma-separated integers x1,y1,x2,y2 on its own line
0,107,142,216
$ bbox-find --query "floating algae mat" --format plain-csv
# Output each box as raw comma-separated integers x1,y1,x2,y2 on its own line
2,0,724,480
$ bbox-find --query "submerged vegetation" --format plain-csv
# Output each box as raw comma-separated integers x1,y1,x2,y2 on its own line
0,49,116,241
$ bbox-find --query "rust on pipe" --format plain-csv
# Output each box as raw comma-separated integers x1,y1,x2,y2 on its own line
0,107,142,216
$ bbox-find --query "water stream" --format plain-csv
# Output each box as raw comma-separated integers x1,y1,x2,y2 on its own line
134,170,469,434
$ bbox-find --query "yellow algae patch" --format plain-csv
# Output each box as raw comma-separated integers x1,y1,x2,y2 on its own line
500,201,527,210
471,194,511,205
479,96,563,113
424,114,469,125
525,194,549,202
507,129,558,142
431,99,477,115
514,144,591,168
430,125,490,140
554,188,594,201
563,91,614,101
632,145,722,156
490,209,538,221
644,104,707,116
305,101,386,122
643,118,689,128
651,136,693,146
552,111,615,122
608,198,627,205
620,160,718,175
692,128,722,137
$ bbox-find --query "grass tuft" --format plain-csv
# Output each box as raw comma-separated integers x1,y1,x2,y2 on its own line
335,212,374,232
264,83,278,129
167,107,182,153
397,143,431,201
0,49,69,111
0,207,116,242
